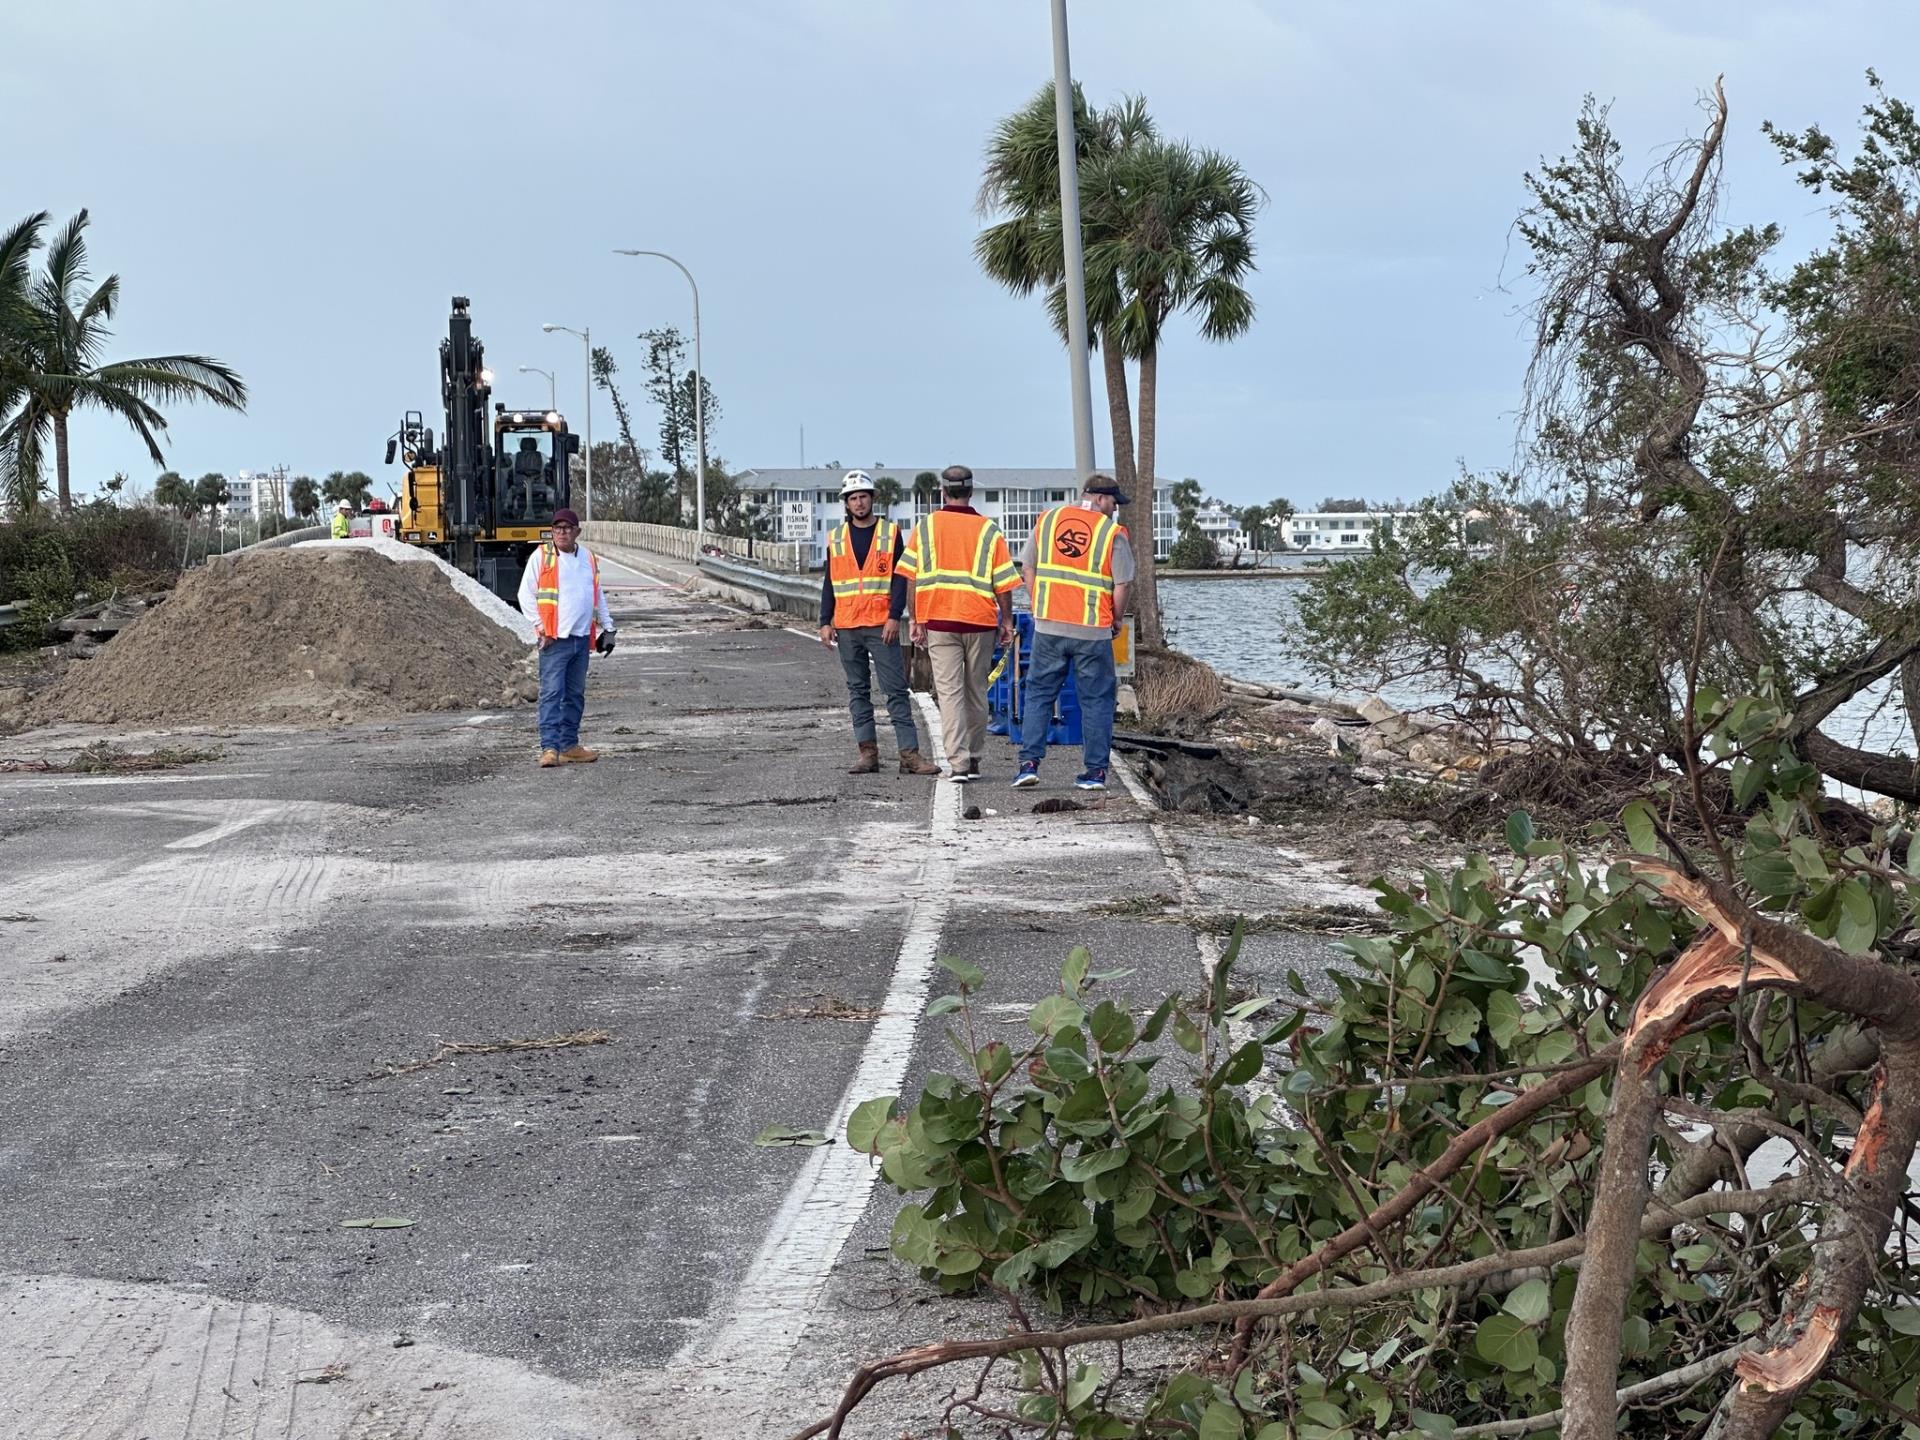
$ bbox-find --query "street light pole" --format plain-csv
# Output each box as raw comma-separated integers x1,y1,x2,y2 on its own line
518,365,555,409
541,324,593,523
613,249,705,540
1051,0,1097,481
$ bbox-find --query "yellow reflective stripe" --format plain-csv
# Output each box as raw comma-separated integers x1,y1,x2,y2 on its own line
1033,564,1114,589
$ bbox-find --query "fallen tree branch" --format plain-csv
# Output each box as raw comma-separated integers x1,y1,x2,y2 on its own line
360,1028,612,1080
1454,1340,1752,1438
784,1183,1807,1440
1227,1044,1618,1365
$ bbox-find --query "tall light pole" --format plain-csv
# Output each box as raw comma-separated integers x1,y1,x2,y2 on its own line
541,323,593,522
613,249,705,540
517,365,555,409
1051,0,1097,481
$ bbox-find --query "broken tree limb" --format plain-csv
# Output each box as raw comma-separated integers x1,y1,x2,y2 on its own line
1239,1044,1617,1361
1454,1341,1754,1438
784,1183,1809,1440
1560,858,1920,1440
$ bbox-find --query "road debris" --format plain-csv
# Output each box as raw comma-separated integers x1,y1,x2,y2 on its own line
362,1028,612,1081
752,1126,833,1148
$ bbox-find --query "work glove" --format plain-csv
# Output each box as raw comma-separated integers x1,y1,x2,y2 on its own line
595,631,617,656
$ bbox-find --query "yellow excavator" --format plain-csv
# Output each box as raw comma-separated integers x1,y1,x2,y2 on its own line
386,296,582,600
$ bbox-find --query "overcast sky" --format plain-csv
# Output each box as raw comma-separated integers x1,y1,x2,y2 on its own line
4,1,1915,507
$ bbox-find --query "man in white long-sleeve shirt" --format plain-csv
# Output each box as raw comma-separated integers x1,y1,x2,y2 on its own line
515,508,616,767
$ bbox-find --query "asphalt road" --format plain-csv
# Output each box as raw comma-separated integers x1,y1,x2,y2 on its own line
0,557,1333,1439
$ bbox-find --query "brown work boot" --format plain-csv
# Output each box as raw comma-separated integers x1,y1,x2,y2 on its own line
848,742,880,774
539,749,561,768
897,748,939,776
560,745,599,764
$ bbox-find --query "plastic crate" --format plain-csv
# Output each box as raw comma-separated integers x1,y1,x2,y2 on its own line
986,614,1082,746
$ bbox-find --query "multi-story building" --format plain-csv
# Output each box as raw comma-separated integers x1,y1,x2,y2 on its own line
1281,510,1428,552
1190,500,1250,554
736,468,1178,564
223,467,290,520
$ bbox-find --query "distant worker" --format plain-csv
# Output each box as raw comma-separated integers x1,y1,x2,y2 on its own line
899,464,1019,783
516,507,616,769
1012,474,1133,791
331,501,353,540
818,471,939,777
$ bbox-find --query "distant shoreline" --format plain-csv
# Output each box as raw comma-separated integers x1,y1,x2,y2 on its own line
1157,567,1322,580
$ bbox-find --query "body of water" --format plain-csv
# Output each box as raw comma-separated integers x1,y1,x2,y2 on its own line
1158,576,1912,760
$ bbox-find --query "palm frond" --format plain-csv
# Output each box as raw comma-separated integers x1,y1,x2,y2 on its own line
36,209,92,317
0,399,53,509
91,354,248,410
76,271,120,326
73,379,171,464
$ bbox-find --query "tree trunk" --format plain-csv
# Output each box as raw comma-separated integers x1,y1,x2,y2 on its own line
1100,333,1136,491
1129,340,1163,648
53,410,72,512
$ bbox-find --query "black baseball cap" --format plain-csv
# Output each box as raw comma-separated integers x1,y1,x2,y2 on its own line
1084,474,1131,505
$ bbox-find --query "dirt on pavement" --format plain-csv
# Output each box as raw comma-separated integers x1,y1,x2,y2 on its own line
28,548,538,727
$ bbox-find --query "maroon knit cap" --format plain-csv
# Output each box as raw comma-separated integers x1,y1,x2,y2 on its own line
552,508,581,527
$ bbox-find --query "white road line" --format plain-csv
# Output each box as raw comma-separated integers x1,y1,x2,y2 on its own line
678,692,959,1394
0,772,270,789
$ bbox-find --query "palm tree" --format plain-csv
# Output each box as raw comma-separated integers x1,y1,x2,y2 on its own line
288,475,319,520
0,211,246,512
873,475,904,516
0,211,47,510
912,469,940,514
976,87,1260,646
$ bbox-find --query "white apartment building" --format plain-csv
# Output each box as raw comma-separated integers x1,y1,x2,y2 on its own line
737,468,1179,564
222,467,290,520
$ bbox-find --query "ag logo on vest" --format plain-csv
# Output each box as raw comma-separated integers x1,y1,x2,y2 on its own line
1054,520,1093,559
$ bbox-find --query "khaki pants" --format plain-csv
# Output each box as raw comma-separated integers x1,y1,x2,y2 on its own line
925,629,995,773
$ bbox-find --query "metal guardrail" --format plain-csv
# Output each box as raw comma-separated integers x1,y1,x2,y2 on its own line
697,554,821,619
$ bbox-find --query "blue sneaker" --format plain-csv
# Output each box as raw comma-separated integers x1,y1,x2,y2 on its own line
1011,760,1041,788
1074,768,1108,791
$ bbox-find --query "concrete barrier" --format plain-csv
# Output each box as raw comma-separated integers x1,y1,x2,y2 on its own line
583,521,810,574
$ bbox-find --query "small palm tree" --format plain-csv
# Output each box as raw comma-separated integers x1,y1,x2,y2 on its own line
288,475,319,520
0,211,246,512
873,475,904,516
912,470,940,514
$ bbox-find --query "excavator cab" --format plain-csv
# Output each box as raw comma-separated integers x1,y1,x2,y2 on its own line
492,409,577,529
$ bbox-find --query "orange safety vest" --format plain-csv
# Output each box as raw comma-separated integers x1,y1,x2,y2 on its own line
1030,504,1120,629
533,542,602,644
826,518,897,629
898,509,1021,626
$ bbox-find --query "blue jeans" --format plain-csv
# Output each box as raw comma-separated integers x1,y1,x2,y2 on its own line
538,634,592,751
1018,631,1117,772
835,626,920,750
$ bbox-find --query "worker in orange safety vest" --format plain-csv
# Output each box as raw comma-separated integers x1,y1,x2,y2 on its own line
1010,474,1133,792
818,470,938,776
898,464,1021,783
515,508,615,768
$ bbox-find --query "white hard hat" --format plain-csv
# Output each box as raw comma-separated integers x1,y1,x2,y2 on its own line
839,469,876,498
337,500,352,509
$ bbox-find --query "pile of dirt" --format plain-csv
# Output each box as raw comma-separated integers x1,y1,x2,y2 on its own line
29,548,538,726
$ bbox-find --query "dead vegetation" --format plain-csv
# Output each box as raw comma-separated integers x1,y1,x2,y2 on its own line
0,741,222,775
360,1029,612,1081
761,994,883,1023
1133,648,1225,732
